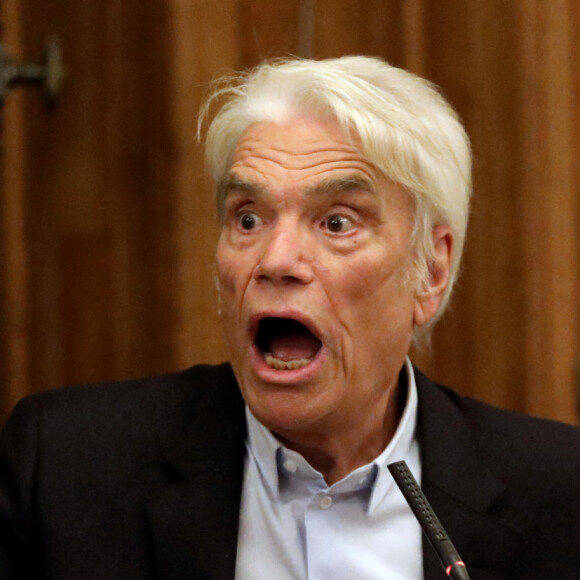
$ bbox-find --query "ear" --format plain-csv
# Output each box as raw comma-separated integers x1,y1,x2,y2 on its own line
413,225,453,327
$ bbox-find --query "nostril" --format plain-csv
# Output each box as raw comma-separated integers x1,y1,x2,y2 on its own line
255,235,311,284
255,262,312,285
255,264,304,284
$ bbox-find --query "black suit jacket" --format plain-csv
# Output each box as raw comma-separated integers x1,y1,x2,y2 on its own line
1,363,580,579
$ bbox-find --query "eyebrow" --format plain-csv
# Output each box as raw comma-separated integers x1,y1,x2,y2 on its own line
218,175,263,200
219,173,376,202
307,175,376,197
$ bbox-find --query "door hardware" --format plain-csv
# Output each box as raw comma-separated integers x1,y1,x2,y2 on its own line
0,37,64,104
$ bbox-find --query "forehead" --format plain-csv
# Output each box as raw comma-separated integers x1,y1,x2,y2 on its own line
228,116,380,187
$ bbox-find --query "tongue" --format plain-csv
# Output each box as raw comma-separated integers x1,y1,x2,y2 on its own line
269,333,321,362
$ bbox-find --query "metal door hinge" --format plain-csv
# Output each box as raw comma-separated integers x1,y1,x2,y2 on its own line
0,37,64,105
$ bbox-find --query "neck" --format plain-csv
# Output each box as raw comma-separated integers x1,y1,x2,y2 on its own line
275,381,404,486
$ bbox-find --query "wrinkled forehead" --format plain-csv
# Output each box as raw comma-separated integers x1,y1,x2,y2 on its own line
217,117,386,214
219,172,379,209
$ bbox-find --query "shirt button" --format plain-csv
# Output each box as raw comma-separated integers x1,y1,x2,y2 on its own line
283,459,297,474
319,496,333,510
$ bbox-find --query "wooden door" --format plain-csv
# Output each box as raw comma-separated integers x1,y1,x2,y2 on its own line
2,0,578,424
0,1,234,421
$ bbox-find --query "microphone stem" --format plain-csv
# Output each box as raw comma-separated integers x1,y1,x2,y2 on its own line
388,460,471,580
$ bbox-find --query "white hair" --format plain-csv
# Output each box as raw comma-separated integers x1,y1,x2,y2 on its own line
199,56,472,341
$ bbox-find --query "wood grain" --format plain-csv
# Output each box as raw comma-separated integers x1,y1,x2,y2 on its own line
1,0,30,416
1,0,578,424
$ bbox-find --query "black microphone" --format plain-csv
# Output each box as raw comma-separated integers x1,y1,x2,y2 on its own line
388,460,470,580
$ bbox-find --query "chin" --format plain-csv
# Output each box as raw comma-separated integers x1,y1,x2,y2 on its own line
240,375,326,433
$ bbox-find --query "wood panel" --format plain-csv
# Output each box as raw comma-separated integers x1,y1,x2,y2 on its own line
166,0,237,369
314,0,405,64
516,0,578,421
416,0,526,409
575,0,580,413
1,0,178,411
237,0,302,66
415,0,578,422
2,0,578,425
1,0,29,414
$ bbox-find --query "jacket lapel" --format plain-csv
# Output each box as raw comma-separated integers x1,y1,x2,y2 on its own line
145,365,530,580
415,371,526,579
146,367,247,580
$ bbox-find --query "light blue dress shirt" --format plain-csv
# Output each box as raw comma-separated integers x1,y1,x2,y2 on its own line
235,358,423,579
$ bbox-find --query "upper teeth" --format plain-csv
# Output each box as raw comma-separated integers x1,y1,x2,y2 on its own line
264,353,311,370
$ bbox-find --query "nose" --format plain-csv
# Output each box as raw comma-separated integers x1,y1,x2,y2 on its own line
255,224,313,285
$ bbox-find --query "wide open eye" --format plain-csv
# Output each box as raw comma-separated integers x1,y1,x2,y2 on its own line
238,212,262,230
323,215,355,234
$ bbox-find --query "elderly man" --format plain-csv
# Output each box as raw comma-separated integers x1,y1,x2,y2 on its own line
1,56,579,580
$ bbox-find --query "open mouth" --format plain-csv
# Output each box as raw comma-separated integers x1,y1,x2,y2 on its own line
256,317,323,371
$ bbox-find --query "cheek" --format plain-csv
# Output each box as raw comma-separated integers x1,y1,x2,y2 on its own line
215,249,239,322
216,239,242,292
330,254,414,326
216,240,258,321
335,253,394,301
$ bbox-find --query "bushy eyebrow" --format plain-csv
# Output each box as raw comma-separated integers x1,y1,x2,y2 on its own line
216,175,261,220
306,175,376,198
219,173,376,202
218,175,262,199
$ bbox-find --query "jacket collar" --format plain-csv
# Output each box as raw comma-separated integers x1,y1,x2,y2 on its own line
147,364,527,580
146,364,246,580
415,370,526,579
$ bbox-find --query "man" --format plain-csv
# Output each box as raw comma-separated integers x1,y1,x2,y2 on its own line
1,56,579,579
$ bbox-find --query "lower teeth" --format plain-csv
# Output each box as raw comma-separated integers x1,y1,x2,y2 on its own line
264,353,311,370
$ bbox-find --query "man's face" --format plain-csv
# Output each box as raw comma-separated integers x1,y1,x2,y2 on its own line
216,116,425,440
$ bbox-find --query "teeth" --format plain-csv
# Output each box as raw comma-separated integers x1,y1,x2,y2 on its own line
264,353,312,370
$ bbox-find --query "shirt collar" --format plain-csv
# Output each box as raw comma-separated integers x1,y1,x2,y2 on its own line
244,357,419,513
